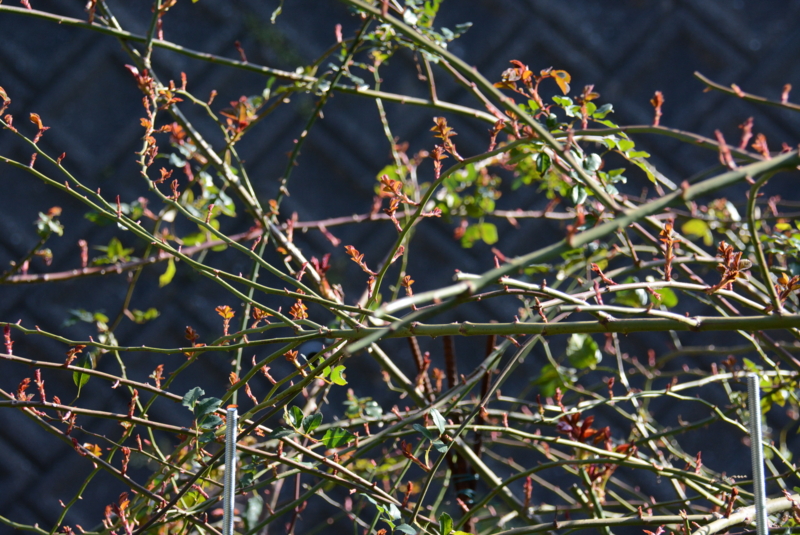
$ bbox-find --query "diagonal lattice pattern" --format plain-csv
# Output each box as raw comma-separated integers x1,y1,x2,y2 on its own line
0,0,799,529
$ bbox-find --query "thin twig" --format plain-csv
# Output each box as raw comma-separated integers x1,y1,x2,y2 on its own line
695,72,800,113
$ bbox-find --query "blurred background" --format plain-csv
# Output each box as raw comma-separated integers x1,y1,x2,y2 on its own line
1,0,799,529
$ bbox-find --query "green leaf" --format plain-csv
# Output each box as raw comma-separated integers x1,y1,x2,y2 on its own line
72,353,92,393
552,96,573,107
377,163,406,183
360,493,379,507
403,9,419,25
584,153,602,172
84,211,111,226
288,406,304,428
182,387,205,410
652,287,678,308
387,503,402,520
183,489,206,507
614,277,649,307
363,400,383,419
321,427,355,448
270,0,284,23
460,224,482,248
743,358,760,373
682,219,708,235
570,185,588,206
330,365,348,385
480,222,498,245
130,308,160,324
592,103,613,119
533,363,570,397
63,308,95,326
478,196,496,213
524,264,552,275
201,414,223,428
395,525,417,535
536,152,551,174
566,333,601,369
439,513,453,535
601,137,617,149
617,139,635,152
431,439,448,452
181,231,206,246
239,471,255,490
265,428,294,440
195,397,222,420
430,408,447,435
682,218,713,246
159,257,176,287
302,413,323,434
35,211,64,237
244,494,264,529
93,237,134,264
592,115,618,127
413,423,436,441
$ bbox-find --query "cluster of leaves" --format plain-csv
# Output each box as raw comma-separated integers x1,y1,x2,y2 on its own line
0,2,800,535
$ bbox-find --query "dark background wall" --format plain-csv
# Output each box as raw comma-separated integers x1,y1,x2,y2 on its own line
1,0,799,530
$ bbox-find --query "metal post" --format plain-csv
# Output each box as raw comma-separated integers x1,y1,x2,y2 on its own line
747,374,768,535
223,406,239,535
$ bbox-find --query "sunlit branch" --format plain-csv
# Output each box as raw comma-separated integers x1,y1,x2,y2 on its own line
695,71,800,113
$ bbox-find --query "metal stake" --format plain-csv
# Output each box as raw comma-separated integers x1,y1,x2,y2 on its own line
747,374,768,535
223,406,239,535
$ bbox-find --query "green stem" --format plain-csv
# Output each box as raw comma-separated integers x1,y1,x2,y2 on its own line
0,235,48,283
695,71,800,113
274,18,371,207
747,170,782,312
342,0,621,212
338,150,800,356
232,237,270,405
411,337,539,523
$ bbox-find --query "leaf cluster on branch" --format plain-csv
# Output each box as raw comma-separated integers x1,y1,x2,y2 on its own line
1,1,800,535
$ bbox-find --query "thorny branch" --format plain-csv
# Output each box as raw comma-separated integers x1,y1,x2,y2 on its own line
0,2,799,535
